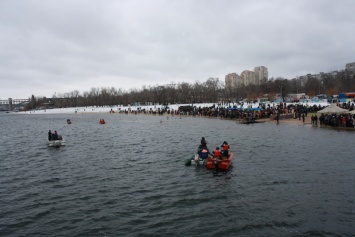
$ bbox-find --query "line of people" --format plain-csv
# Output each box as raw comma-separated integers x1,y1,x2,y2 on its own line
197,137,230,160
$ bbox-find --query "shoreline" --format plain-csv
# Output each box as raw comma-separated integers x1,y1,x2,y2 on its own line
7,106,355,131
5,108,355,131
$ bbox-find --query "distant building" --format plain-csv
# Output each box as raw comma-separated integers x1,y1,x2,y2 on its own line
287,93,307,102
345,62,355,72
240,70,255,86
345,62,355,79
298,72,328,86
225,73,241,89
254,66,268,84
0,98,30,105
225,66,268,88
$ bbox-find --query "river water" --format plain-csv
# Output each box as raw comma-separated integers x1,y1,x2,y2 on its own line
0,112,354,237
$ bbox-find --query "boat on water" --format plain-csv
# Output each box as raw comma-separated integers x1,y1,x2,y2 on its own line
206,152,233,171
47,136,66,147
67,119,72,124
47,130,66,147
238,118,265,124
99,119,106,124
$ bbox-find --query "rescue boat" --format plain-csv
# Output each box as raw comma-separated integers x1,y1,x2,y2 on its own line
206,151,233,171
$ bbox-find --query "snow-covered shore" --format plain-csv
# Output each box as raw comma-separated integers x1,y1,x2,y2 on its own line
17,102,330,115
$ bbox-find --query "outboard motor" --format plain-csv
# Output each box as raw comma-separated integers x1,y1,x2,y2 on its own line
194,154,200,167
214,159,219,172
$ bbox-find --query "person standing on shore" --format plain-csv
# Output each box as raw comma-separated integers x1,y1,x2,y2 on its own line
276,110,280,123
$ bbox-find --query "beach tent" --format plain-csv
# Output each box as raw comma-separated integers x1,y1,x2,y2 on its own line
316,103,349,116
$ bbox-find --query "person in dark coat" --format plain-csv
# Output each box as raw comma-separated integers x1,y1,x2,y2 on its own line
52,131,58,140
200,137,207,146
48,130,52,141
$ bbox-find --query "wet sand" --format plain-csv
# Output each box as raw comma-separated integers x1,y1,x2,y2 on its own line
275,114,313,125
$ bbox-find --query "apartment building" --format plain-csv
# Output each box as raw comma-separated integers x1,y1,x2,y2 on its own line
240,70,255,86
225,66,268,88
254,66,268,84
346,62,355,72
225,73,241,90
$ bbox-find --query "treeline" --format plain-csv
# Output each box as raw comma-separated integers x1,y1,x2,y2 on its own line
30,70,354,108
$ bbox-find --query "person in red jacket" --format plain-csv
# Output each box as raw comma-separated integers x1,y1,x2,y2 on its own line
213,147,222,160
221,141,230,157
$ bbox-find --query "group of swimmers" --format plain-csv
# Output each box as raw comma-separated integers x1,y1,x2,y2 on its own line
197,137,230,160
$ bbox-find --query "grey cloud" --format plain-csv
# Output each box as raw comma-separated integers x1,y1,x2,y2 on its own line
0,0,354,99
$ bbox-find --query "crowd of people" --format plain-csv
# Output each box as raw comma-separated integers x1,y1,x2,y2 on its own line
116,102,325,120
116,101,355,128
319,113,355,127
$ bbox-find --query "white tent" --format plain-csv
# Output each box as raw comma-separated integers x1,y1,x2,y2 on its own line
317,103,349,116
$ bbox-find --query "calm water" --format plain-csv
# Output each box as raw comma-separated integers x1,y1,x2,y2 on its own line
0,112,354,237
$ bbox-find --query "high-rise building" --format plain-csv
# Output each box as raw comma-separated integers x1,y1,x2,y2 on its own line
240,70,255,86
225,73,241,89
254,66,268,84
225,66,268,87
345,62,355,72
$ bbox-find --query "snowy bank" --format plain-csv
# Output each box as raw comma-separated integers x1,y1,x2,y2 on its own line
18,102,330,115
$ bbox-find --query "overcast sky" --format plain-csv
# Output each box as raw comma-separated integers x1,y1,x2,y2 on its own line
1,0,354,99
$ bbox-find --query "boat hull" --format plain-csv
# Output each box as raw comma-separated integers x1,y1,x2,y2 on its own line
48,139,66,147
206,152,233,170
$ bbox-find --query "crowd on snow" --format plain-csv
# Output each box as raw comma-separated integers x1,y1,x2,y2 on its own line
116,101,355,128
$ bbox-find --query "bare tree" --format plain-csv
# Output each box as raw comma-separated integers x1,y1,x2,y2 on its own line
303,77,320,97
177,82,192,103
274,78,290,101
204,77,220,102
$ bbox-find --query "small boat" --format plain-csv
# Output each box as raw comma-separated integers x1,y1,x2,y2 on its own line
67,119,72,124
206,152,233,171
185,154,207,166
99,119,106,124
238,118,265,124
48,135,66,147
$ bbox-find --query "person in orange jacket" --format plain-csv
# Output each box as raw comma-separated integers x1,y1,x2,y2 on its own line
221,141,230,157
213,147,222,160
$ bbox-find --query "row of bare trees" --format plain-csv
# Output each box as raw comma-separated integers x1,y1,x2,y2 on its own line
31,70,354,108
